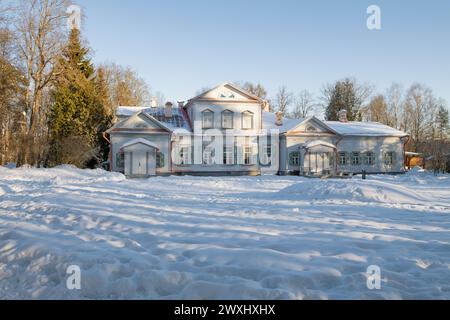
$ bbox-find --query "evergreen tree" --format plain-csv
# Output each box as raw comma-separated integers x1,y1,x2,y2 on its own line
324,78,371,121
48,29,111,167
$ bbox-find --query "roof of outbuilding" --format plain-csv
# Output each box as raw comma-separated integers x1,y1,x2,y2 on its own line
325,121,408,137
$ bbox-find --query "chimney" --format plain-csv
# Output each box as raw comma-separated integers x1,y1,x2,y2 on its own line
275,111,284,126
338,109,348,123
262,100,270,112
177,101,185,109
151,96,157,108
165,102,173,118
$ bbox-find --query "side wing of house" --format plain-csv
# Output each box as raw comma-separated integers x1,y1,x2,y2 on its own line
108,112,171,175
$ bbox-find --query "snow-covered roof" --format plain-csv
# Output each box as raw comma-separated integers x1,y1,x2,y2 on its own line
120,138,159,150
117,106,148,117
262,112,304,133
143,107,190,131
325,121,408,137
116,106,191,131
304,140,337,150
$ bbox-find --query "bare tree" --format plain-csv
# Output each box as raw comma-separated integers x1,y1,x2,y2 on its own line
14,0,69,165
274,86,293,114
240,82,268,99
362,95,389,124
291,90,317,118
100,62,151,109
385,83,403,129
403,83,436,151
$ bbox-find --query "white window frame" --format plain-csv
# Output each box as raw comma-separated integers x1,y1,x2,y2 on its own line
351,152,361,166
365,151,375,166
180,146,191,165
202,110,214,129
223,146,234,165
241,111,254,130
384,151,394,166
339,152,347,166
222,110,234,129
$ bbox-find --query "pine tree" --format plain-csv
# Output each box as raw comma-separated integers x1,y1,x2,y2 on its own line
48,29,111,167
324,78,370,121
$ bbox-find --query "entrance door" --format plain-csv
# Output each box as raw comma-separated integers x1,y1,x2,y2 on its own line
132,151,147,176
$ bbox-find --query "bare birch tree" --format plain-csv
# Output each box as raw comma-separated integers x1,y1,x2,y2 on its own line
274,85,293,114
14,0,69,165
291,90,317,119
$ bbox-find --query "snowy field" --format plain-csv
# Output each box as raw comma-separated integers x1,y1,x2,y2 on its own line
0,166,449,300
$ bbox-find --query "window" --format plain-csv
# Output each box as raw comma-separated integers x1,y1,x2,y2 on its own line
243,146,252,165
156,152,165,168
242,111,254,130
116,151,124,169
202,110,214,129
384,152,395,166
223,146,234,165
306,126,317,132
203,146,213,165
339,152,347,166
352,152,361,166
289,152,300,166
179,146,190,165
222,110,234,129
364,152,375,166
260,145,272,166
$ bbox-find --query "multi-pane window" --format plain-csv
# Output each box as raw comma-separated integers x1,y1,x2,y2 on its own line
203,146,213,165
384,152,395,166
243,146,252,165
202,110,214,129
242,111,254,129
156,152,165,168
352,152,361,166
180,147,190,165
364,152,375,166
339,152,347,166
222,110,234,129
289,152,300,166
223,146,234,165
116,152,125,169
260,145,272,166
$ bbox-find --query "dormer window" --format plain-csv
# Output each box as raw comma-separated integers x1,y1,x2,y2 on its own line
242,111,254,130
222,110,234,129
202,109,214,129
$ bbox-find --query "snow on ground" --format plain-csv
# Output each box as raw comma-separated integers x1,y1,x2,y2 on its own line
0,165,449,300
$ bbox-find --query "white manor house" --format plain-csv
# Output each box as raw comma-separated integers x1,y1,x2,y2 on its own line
105,83,409,177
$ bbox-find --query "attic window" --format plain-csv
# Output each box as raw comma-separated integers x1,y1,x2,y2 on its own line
306,126,317,132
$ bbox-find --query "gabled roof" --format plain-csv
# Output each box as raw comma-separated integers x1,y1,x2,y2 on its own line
107,110,173,133
188,82,263,103
262,112,338,134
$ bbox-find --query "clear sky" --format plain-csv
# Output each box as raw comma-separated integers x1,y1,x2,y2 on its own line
76,0,450,105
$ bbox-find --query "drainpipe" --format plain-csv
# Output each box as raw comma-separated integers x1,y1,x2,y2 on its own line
402,136,410,171
335,135,343,175
103,132,112,171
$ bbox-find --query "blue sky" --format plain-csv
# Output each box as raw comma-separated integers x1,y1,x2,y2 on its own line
76,0,450,105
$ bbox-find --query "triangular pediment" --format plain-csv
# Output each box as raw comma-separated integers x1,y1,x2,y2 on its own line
114,112,171,131
288,117,338,135
190,83,262,103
